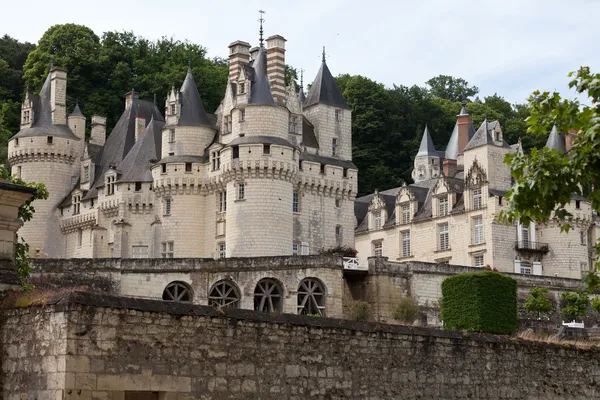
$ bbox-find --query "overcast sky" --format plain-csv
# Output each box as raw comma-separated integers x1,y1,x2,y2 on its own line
3,0,598,104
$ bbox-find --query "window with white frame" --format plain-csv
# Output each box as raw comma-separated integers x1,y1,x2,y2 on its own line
83,165,89,183
521,224,530,248
373,241,383,257
401,231,411,257
301,241,309,255
211,151,221,171
237,183,245,200
293,191,299,213
132,246,149,258
472,187,482,210
401,203,410,224
439,195,448,217
474,253,484,267
292,243,299,256
374,211,381,230
224,115,232,134
473,215,484,244
105,175,116,195
335,109,342,121
218,191,227,212
218,243,226,259
438,223,449,251
161,241,174,258
520,261,532,274
72,194,81,215
164,198,171,216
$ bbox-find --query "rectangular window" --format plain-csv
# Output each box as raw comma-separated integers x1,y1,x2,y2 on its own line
218,191,227,212
239,109,246,122
73,195,81,215
292,243,299,256
289,115,298,133
401,203,410,224
17,166,21,179
520,261,532,274
293,191,299,213
47,136,53,144
164,198,171,216
239,82,245,94
439,195,448,217
161,164,167,174
185,163,192,172
335,109,342,121
105,176,116,195
263,144,271,155
580,230,586,245
161,241,174,258
219,243,226,259
170,104,175,115
473,215,484,244
169,129,175,142
332,138,337,156
474,254,484,267
335,225,342,236
576,200,581,209
135,182,142,191
320,164,325,174
233,146,239,160
472,188,482,210
401,231,411,257
301,241,309,255
335,198,341,208
374,242,383,257
15,138,19,146
77,230,83,247
212,151,221,171
132,246,149,258
374,211,381,230
237,183,245,200
83,165,89,182
521,225,530,248
439,223,449,251
343,168,348,178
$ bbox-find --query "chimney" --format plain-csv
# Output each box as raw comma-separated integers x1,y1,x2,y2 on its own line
457,109,472,154
266,35,287,103
50,68,68,125
443,159,457,177
249,46,259,62
135,116,146,142
90,115,107,146
566,129,578,153
125,90,138,109
228,41,251,82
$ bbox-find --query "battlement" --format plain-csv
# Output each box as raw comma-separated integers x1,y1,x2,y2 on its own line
8,135,80,165
59,210,98,234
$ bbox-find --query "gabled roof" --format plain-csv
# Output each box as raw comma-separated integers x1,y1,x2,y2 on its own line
117,117,164,182
178,68,213,127
13,71,79,140
416,125,444,157
463,119,495,151
302,116,319,149
545,125,566,153
248,46,275,106
304,61,350,110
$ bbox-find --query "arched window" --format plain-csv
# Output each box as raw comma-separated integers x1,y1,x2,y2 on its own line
254,278,284,313
297,278,326,316
209,280,240,308
162,281,192,303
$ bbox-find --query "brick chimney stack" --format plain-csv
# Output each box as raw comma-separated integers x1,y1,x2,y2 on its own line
228,41,251,82
443,159,457,177
457,105,472,155
266,35,286,103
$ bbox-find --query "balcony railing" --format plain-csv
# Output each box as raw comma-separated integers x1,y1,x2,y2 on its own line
343,257,368,271
515,241,549,253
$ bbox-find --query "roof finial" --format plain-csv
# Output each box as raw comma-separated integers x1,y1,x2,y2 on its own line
49,55,54,71
322,46,326,63
187,54,191,71
300,69,304,89
153,93,157,105
258,10,266,47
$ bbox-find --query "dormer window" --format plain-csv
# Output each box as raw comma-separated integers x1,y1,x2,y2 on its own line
72,194,81,215
239,81,246,94
224,115,232,134
374,211,382,230
211,151,221,171
105,175,116,195
83,165,89,183
170,104,176,115
401,203,411,224
439,195,449,217
472,188,482,210
22,110,30,124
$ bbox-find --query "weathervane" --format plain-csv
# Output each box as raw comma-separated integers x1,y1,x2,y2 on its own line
258,10,266,47
300,69,304,89
322,46,326,63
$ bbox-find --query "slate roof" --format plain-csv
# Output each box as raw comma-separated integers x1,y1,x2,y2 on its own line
416,125,444,157
155,155,208,165
298,87,306,104
302,116,319,149
228,136,294,148
304,61,350,110
13,71,80,140
300,153,357,170
248,46,275,106
70,103,84,117
444,120,476,159
178,68,213,127
463,119,495,151
545,125,566,153
117,117,165,183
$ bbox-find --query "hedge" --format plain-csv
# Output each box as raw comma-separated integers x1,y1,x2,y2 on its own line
441,270,517,334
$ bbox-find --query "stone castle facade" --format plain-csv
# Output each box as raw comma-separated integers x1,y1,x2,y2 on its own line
354,105,599,279
8,33,357,260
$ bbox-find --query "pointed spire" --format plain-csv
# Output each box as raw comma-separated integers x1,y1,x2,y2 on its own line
545,125,566,153
248,46,275,105
71,102,84,117
304,50,350,109
298,69,306,104
258,10,266,47
416,125,439,157
322,46,326,63
178,68,213,126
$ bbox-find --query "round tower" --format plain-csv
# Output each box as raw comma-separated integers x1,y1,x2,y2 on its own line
8,68,83,257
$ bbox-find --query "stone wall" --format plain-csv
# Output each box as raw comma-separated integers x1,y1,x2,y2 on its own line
2,292,599,399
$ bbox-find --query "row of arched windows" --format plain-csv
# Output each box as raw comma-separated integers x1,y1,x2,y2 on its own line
162,278,327,316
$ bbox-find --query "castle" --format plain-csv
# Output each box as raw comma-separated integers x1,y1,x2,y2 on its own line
354,105,599,279
7,33,357,260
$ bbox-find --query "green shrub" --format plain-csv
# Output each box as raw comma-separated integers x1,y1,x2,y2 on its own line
561,290,589,321
441,270,517,334
592,296,600,313
391,297,420,323
524,287,553,317
347,300,371,321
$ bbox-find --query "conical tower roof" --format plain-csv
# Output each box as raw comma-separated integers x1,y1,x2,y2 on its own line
117,116,164,182
248,46,275,105
416,125,440,157
545,125,566,153
178,67,213,127
444,101,476,159
304,54,349,109
70,102,84,117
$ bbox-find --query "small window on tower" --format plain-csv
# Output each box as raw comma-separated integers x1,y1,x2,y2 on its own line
135,182,142,191
162,164,167,174
164,198,171,216
239,109,246,122
169,129,175,142
185,163,192,172
335,109,342,122
170,104,176,115
332,138,337,156
239,82,245,94
320,164,325,175
233,146,239,160
576,200,581,209
16,166,21,179
263,144,271,155
47,136,53,144
14,138,18,146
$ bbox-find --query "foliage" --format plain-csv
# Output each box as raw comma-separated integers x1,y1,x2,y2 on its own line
592,297,600,314
441,270,517,334
426,75,479,102
560,290,589,321
347,300,371,322
524,287,553,315
391,297,420,323
319,245,358,258
499,67,600,290
0,165,48,287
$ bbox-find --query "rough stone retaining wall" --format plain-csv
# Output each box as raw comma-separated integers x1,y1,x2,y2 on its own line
2,292,599,399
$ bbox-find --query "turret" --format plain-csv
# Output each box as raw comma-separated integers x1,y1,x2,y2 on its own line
412,125,443,183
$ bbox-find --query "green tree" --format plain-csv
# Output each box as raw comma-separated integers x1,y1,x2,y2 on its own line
426,75,479,102
523,287,553,319
500,67,600,289
561,290,589,321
